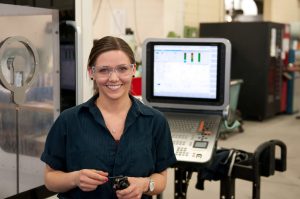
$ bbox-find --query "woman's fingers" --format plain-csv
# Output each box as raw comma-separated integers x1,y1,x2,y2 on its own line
77,169,109,191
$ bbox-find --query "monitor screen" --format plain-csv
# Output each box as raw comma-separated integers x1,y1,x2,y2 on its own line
142,38,231,111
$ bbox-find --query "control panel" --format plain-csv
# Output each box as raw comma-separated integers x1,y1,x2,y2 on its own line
167,113,221,164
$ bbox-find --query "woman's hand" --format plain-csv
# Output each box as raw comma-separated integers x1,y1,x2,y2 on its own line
116,177,148,199
75,169,109,192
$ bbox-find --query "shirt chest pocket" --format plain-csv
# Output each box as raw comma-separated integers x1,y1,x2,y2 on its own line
128,143,155,176
67,149,111,172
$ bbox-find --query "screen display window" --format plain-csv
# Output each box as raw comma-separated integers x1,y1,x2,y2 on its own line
193,141,208,148
153,45,218,99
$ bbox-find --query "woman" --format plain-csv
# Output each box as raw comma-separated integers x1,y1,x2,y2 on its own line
41,36,176,199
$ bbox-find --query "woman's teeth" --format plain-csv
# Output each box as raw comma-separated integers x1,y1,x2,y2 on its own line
107,84,121,90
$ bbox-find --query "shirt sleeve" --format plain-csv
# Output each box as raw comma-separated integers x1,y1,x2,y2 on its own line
154,114,177,172
40,113,67,171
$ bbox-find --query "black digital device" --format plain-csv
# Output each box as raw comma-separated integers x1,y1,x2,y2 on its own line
110,176,130,190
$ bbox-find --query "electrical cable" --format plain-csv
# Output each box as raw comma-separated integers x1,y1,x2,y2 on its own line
93,0,103,25
133,0,142,46
107,0,123,34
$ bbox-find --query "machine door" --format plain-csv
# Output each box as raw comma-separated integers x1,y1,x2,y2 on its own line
0,4,59,198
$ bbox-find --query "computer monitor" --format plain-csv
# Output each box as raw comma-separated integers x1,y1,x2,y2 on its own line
142,38,231,111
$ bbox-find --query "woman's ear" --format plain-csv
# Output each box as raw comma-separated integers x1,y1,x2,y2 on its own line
88,67,94,80
132,64,137,76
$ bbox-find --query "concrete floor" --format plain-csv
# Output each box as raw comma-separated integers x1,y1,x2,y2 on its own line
161,114,300,199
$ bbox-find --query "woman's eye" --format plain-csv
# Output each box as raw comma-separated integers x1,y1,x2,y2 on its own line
99,68,109,73
118,67,128,72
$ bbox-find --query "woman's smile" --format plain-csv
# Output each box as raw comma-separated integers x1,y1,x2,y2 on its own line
106,83,123,90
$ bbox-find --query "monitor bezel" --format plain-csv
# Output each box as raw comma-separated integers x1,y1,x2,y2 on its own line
142,38,231,111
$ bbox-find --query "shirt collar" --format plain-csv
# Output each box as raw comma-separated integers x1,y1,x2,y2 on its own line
129,95,154,116
82,94,98,109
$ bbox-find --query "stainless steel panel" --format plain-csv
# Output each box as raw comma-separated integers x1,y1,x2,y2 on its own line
0,4,60,198
0,103,17,198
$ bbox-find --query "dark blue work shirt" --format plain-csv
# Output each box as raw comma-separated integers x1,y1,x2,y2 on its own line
41,94,177,199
